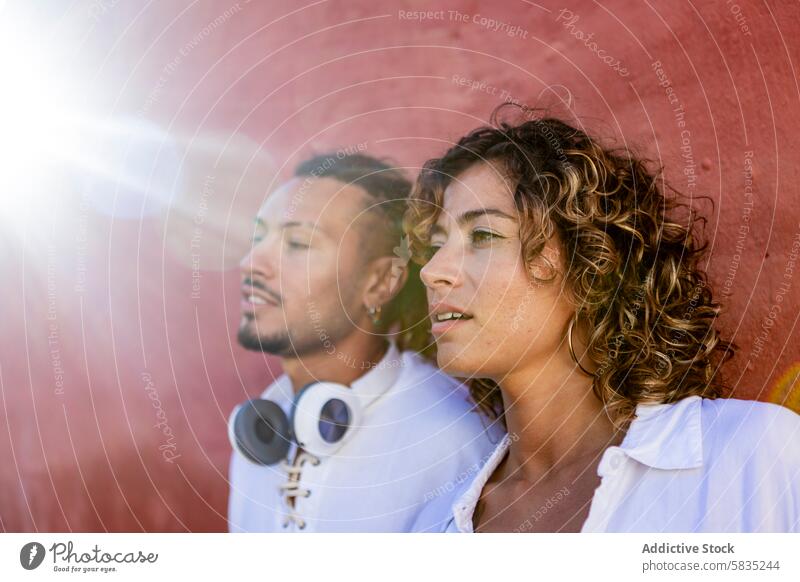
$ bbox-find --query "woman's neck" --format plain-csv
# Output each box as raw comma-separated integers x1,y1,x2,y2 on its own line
497,358,625,483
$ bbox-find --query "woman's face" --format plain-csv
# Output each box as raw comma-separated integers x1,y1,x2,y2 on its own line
419,162,576,382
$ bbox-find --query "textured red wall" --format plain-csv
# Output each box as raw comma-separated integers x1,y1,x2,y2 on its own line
1,0,799,532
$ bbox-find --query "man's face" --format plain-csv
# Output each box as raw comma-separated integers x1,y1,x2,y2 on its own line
237,176,371,357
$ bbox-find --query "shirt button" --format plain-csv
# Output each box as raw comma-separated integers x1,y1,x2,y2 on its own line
608,451,623,471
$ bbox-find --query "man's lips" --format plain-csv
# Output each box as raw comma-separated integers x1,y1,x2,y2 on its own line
241,280,281,311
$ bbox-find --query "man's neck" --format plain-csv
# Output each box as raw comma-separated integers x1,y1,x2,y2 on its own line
280,333,389,393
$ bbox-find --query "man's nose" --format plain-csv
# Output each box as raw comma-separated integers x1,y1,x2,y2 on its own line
239,238,276,278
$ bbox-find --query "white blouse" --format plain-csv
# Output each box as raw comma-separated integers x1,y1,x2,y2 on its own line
412,395,800,532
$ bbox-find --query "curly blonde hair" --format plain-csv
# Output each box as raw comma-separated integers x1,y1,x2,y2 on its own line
404,105,737,428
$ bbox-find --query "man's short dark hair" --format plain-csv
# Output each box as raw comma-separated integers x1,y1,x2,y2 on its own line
294,153,409,257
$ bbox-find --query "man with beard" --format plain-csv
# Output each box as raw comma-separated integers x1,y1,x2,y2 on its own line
227,152,503,532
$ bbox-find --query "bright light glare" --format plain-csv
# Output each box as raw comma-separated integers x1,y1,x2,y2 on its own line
0,20,185,238
0,28,85,211
0,13,242,248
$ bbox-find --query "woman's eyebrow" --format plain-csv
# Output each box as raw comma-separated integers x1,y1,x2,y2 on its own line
457,208,516,225
430,208,516,236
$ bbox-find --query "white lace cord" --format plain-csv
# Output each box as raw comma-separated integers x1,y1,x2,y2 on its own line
278,451,320,529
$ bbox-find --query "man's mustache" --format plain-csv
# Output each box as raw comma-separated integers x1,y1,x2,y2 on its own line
243,276,283,305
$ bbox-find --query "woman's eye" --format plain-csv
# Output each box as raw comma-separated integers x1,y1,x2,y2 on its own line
287,240,310,250
471,229,501,245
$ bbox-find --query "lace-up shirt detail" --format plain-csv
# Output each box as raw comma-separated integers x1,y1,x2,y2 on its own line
278,451,320,529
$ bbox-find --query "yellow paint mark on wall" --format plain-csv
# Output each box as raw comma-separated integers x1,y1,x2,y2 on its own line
766,362,800,414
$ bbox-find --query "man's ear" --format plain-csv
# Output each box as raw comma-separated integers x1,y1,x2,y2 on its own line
362,255,409,310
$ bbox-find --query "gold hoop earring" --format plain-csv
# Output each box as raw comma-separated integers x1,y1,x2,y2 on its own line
567,315,594,376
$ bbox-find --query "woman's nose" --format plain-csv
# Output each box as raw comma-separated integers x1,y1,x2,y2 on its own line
420,242,462,290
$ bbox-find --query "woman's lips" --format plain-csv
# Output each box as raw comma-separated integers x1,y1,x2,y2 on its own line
429,302,473,336
430,314,473,336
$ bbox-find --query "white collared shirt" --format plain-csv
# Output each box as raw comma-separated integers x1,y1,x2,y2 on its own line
412,396,800,532
227,343,504,532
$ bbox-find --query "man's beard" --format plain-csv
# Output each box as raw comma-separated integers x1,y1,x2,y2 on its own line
237,318,293,355
237,314,343,358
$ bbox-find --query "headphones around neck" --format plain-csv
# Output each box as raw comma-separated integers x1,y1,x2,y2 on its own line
228,381,379,465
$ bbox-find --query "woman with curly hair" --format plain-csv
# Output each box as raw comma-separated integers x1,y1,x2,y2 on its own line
406,105,800,533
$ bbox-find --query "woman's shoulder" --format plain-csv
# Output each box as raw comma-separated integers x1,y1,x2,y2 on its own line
701,397,800,434
410,433,512,533
700,397,800,466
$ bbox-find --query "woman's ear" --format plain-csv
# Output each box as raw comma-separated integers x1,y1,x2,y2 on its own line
362,255,409,311
529,238,563,282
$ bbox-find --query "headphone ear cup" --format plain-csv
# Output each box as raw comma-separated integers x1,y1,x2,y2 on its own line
291,382,362,457
229,399,291,465
317,398,352,444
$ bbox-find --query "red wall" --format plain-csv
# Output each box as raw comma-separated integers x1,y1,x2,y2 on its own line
2,0,799,532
